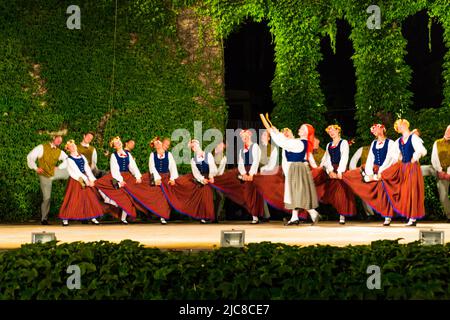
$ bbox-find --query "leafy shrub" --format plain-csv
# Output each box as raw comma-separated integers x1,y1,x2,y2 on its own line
0,240,449,300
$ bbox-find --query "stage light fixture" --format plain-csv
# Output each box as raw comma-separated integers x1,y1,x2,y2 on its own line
221,230,245,248
32,231,56,244
419,229,444,245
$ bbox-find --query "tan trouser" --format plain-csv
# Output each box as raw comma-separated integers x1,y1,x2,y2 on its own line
38,168,69,221
421,165,450,218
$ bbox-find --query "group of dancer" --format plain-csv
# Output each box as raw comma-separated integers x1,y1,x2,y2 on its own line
26,118,450,227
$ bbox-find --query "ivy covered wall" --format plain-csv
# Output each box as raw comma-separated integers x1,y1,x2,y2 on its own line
0,0,225,221
2,0,450,221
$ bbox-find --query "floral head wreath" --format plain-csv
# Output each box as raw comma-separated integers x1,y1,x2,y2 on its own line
370,123,386,135
188,139,200,149
239,129,252,138
149,136,161,149
64,139,76,151
109,136,121,148
325,124,341,134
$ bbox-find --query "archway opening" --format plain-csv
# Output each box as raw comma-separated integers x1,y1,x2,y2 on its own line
224,19,276,131
402,10,446,110
318,19,357,138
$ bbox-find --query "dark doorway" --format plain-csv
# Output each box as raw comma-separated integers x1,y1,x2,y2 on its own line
223,20,279,220
402,10,446,109
224,19,276,130
318,19,357,138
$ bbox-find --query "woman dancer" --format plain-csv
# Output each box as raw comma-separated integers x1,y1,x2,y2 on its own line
318,125,356,224
381,119,427,226
253,127,309,221
59,140,103,226
342,124,396,225
189,139,218,223
96,136,145,224
264,121,320,225
149,137,216,223
211,130,265,224
148,136,178,224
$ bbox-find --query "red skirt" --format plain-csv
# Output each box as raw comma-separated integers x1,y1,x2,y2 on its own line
252,167,308,219
59,178,105,220
124,173,171,219
160,173,215,221
342,166,395,218
314,167,357,216
211,168,264,217
95,172,142,219
380,161,425,219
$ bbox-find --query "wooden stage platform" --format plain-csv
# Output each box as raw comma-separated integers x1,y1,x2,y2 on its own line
0,221,449,250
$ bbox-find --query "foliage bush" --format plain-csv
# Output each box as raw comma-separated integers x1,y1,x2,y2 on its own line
0,240,449,299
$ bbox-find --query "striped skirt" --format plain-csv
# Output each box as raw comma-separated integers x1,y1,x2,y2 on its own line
286,162,318,210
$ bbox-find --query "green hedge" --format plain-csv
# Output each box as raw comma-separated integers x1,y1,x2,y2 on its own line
0,240,449,299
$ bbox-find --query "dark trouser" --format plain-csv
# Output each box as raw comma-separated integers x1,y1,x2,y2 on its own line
92,168,108,179
214,190,225,222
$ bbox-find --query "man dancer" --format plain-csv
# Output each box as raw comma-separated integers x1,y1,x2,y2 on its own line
427,125,450,222
27,131,69,225
77,131,105,178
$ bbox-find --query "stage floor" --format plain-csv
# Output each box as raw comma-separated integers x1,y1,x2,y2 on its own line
0,221,449,249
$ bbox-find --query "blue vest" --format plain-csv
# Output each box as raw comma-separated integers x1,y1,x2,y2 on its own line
241,144,254,166
372,139,390,166
154,151,170,173
398,135,415,163
69,156,86,174
114,151,130,172
194,153,209,176
328,140,343,165
285,140,308,162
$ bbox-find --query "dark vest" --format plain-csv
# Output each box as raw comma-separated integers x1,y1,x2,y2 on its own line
113,151,130,172
284,140,308,163
398,136,415,163
154,151,169,173
240,144,255,166
194,153,209,177
69,155,86,174
328,140,343,165
372,139,390,166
